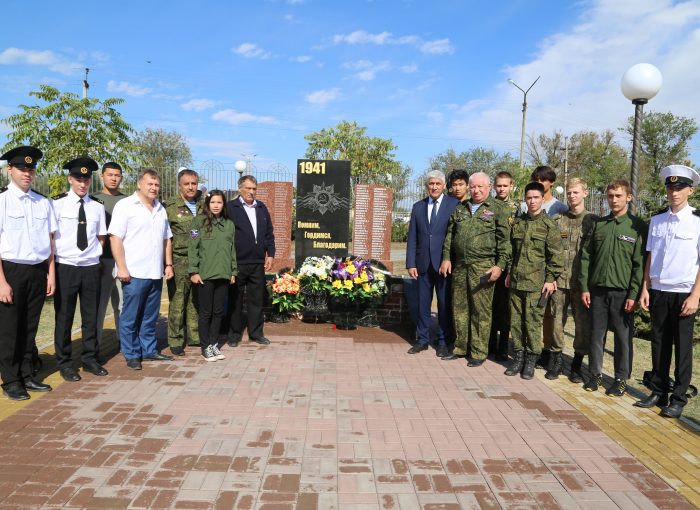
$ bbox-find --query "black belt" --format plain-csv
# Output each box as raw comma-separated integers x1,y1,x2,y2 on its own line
2,260,48,269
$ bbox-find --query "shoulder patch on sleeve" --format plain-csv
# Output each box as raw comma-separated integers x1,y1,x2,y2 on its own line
52,192,68,200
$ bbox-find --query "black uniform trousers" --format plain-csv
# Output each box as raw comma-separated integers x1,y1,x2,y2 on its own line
228,263,265,341
649,289,695,407
589,286,634,380
198,279,228,349
0,261,47,388
54,263,101,369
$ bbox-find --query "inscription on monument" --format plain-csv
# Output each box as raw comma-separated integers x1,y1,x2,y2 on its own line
295,159,351,268
256,181,294,272
352,184,393,272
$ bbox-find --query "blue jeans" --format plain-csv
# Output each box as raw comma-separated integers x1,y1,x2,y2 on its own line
119,278,162,360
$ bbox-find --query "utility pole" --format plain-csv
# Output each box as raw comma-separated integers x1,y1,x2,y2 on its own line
561,135,569,189
508,76,541,169
82,68,90,99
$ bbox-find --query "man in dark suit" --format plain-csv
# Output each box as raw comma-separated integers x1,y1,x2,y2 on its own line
406,170,460,357
227,175,275,346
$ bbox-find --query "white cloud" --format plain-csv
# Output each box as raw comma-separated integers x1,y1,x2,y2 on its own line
0,47,80,75
188,138,255,160
106,80,152,97
181,98,218,111
332,30,453,56
291,55,312,63
342,60,391,81
420,39,454,55
401,64,418,73
446,0,700,157
211,108,278,125
232,43,272,59
333,30,392,45
305,88,341,105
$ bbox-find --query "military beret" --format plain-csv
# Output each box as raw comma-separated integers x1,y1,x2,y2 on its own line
1,146,43,169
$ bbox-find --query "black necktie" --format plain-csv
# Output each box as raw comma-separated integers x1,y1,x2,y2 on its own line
77,198,87,251
430,198,438,224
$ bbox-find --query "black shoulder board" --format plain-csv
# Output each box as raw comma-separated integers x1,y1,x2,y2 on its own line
652,207,669,216
693,209,700,217
52,192,68,200
89,194,104,204
32,190,48,198
0,186,7,194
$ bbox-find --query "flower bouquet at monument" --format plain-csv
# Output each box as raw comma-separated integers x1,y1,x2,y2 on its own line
267,271,304,323
328,256,388,329
298,256,334,319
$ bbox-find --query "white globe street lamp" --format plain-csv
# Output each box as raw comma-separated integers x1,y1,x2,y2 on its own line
620,63,662,212
234,160,247,181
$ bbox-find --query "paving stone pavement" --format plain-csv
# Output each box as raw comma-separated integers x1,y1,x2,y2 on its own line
0,317,698,509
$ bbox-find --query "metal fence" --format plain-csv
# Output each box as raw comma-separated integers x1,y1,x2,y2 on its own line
0,163,662,218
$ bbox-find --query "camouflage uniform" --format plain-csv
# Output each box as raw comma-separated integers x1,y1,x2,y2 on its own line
164,196,203,348
550,210,596,355
490,197,519,357
442,198,511,361
508,212,564,356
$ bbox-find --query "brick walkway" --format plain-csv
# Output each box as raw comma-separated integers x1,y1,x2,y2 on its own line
0,315,698,509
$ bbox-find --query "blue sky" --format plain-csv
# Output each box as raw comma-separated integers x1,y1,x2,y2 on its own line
1,0,699,178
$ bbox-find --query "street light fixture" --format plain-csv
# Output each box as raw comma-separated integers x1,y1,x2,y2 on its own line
508,76,541,169
234,160,247,181
620,63,662,212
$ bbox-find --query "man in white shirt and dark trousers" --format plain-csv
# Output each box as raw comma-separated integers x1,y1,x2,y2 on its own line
109,169,175,370
0,146,56,401
52,157,108,381
636,165,700,419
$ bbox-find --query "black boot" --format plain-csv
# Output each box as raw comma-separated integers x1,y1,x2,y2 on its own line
545,351,563,380
504,351,525,376
568,353,584,384
536,350,550,369
521,353,538,380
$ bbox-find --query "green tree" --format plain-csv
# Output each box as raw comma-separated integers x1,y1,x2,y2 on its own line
622,111,698,207
133,127,193,170
430,147,519,177
304,120,410,207
1,85,137,194
527,130,629,192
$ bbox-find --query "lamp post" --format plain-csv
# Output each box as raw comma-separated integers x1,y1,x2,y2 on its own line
620,63,662,213
234,160,247,181
508,76,540,169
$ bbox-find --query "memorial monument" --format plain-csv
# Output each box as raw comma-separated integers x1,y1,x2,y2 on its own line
256,181,294,272
351,184,393,272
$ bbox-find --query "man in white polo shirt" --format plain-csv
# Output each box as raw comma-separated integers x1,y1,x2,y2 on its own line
636,164,700,419
108,169,174,370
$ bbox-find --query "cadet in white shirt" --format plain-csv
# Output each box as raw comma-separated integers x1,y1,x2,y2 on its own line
109,169,174,370
0,146,57,401
637,165,700,419
52,157,108,382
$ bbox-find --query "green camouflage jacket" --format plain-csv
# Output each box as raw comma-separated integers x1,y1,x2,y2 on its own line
164,195,204,259
508,211,564,292
442,197,511,270
553,210,596,290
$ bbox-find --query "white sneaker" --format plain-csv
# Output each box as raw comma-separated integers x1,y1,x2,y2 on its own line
202,345,217,362
212,345,225,360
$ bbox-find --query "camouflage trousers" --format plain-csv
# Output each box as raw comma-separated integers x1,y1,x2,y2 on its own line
510,288,546,355
452,262,495,360
167,258,199,347
549,288,590,355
